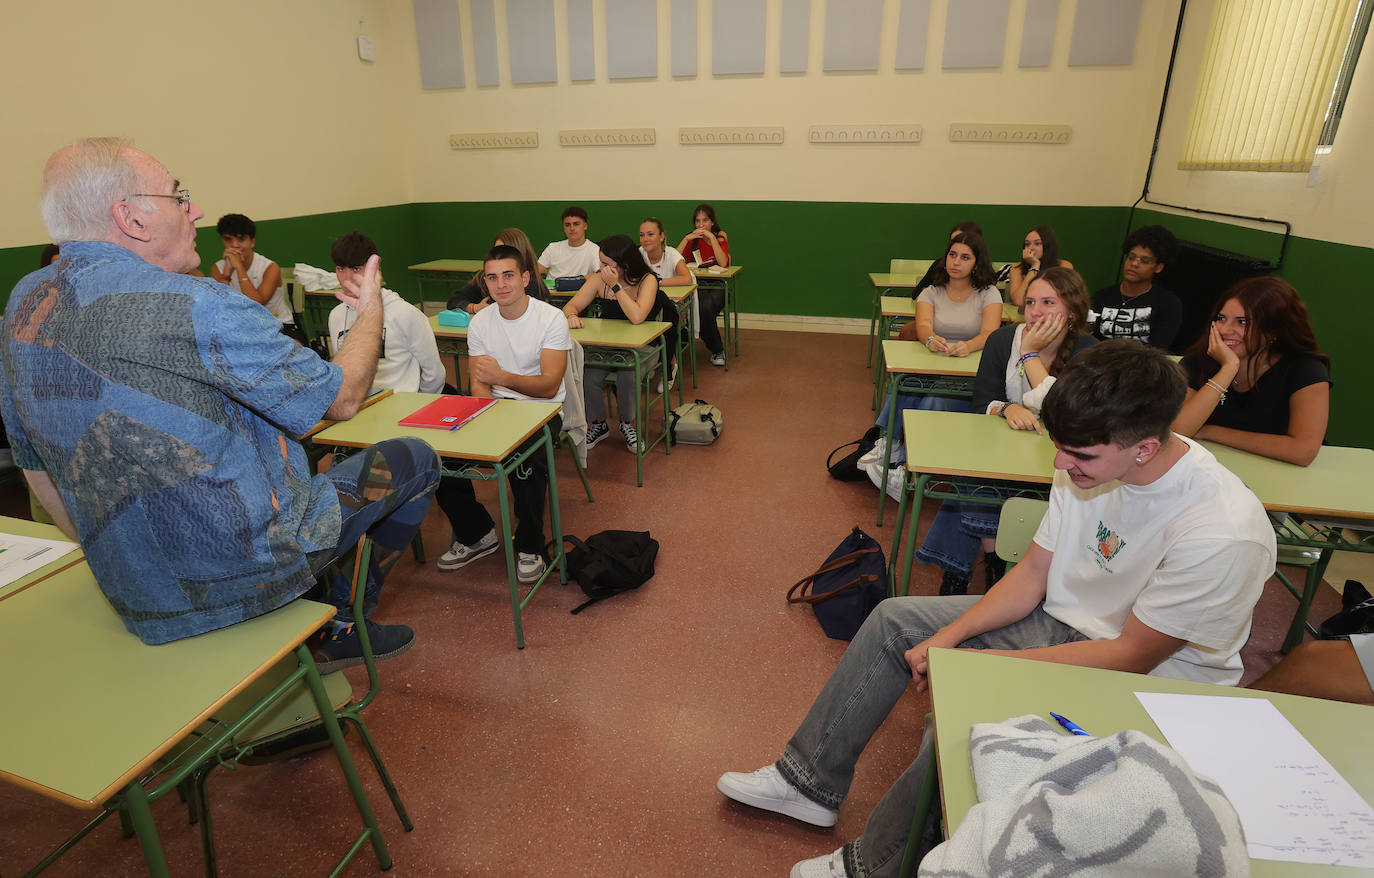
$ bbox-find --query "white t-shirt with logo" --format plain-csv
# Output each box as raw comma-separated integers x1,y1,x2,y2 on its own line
1034,437,1276,685
467,298,573,402
537,239,601,279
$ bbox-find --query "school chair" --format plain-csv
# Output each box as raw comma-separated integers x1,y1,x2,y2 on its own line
1269,516,1333,652
993,498,1048,566
182,537,413,877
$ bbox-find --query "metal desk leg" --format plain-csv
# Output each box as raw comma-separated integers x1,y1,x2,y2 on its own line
493,469,525,648
686,288,699,389
728,275,740,359
897,751,941,878
867,285,883,367
296,645,393,870
660,342,673,459
888,474,929,598
876,376,902,527
543,425,567,584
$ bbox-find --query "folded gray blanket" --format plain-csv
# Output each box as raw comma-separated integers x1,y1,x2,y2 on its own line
919,714,1249,877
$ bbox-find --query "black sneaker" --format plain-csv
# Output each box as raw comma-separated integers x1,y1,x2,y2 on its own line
585,419,610,449
313,620,416,674
938,570,969,596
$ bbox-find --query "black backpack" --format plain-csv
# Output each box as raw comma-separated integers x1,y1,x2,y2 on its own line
564,530,660,614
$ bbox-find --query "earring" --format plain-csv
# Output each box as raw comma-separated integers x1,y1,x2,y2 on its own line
1135,456,1144,464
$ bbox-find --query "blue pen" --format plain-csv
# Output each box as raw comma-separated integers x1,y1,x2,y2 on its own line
1050,712,1091,736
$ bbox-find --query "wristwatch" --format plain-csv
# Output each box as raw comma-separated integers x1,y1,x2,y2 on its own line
998,402,1012,418
611,283,622,294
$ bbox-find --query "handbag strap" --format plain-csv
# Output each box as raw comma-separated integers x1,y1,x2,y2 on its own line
787,572,880,605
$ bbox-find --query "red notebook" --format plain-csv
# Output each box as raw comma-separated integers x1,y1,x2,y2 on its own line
398,396,496,431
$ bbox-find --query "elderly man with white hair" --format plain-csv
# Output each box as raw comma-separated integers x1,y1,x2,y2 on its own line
0,138,439,671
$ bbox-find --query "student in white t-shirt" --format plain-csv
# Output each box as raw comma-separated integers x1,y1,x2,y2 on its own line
637,217,693,287
434,244,572,587
717,340,1277,878
210,213,301,340
537,205,601,279
327,232,444,396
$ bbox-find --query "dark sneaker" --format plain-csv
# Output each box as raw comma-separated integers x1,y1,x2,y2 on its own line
313,620,416,674
939,570,969,596
620,421,640,452
585,419,611,449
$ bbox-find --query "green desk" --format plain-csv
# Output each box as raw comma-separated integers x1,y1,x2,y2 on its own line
408,259,484,309
891,410,1056,597
0,546,389,876
663,283,698,400
574,318,674,487
868,273,922,367
314,393,565,648
691,265,742,368
920,649,1374,878
875,342,982,527
873,297,918,408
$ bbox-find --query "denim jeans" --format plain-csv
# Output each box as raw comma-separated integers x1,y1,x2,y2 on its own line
311,437,441,619
912,500,1002,578
776,596,1088,878
874,393,971,441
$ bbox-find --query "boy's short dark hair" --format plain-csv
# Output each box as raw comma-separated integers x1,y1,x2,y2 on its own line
1121,224,1178,266
561,205,588,222
1041,340,1186,449
485,243,527,274
39,243,60,268
216,213,256,238
331,231,379,268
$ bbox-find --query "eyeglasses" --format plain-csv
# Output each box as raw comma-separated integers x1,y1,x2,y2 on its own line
1124,252,1157,266
124,189,191,212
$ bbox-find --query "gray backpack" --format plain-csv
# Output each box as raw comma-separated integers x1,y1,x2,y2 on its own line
669,399,723,445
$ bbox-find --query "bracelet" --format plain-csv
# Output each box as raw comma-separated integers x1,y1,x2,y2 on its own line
1205,378,1228,405
924,337,934,349
1017,351,1040,377
999,402,1012,418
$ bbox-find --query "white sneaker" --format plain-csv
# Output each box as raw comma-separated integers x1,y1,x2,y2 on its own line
656,361,679,393
857,436,887,468
437,528,499,571
716,764,838,827
517,552,546,584
790,848,847,878
710,352,726,367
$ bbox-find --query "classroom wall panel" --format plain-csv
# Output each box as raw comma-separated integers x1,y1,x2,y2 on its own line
568,0,596,80
942,0,1010,70
606,0,658,79
471,0,501,85
895,0,932,71
823,0,884,72
779,0,811,74
670,0,698,76
508,0,558,84
1019,0,1059,68
1068,0,1142,66
414,0,466,88
713,0,766,75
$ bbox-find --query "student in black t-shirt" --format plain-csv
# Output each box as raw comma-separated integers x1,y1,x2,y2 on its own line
1090,225,1183,350
1171,276,1331,466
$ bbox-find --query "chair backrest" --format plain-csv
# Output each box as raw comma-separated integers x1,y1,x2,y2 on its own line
281,265,304,315
995,498,1049,564
890,258,934,277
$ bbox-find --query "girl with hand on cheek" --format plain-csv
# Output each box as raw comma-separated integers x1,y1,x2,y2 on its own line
916,266,1097,595
1007,225,1073,307
1171,277,1330,466
677,203,730,366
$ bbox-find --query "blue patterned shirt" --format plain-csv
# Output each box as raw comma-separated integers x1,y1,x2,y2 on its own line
0,242,344,643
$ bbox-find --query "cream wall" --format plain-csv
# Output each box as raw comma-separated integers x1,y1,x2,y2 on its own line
0,0,415,248
1149,0,1374,249
406,0,1180,206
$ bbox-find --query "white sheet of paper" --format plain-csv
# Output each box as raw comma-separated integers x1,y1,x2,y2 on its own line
1136,691,1374,867
0,532,79,593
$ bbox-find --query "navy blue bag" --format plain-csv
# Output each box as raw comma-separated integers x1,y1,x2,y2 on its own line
787,527,887,640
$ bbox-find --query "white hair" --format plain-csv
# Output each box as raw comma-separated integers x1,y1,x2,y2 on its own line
38,137,148,243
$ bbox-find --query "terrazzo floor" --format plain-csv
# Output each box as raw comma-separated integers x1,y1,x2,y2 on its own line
0,328,1340,877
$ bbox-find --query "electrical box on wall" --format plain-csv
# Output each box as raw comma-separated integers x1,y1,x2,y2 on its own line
357,35,375,62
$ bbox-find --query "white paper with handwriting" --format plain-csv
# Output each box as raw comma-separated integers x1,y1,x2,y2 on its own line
1136,692,1374,866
